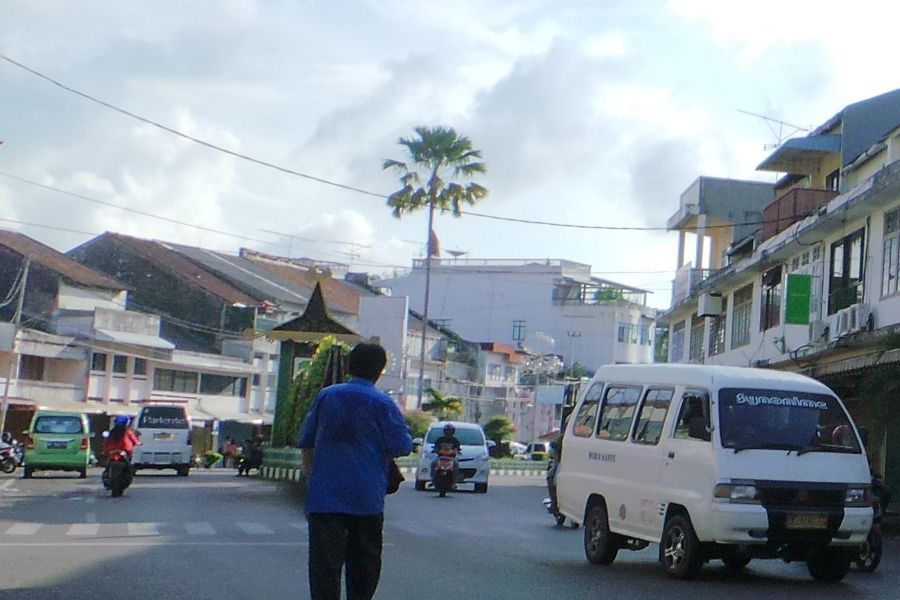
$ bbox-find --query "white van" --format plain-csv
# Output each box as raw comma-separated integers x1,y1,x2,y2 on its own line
556,364,872,583
132,405,193,476
415,421,492,493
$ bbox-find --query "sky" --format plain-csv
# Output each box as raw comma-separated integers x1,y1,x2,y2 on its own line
2,0,900,310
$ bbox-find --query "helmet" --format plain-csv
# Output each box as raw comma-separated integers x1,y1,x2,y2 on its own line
114,415,130,427
1,432,11,444
443,423,456,435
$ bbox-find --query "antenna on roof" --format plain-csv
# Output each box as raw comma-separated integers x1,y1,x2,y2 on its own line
738,109,811,150
446,249,468,259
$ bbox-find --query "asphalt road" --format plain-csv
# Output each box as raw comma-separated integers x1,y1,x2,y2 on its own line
1,469,899,599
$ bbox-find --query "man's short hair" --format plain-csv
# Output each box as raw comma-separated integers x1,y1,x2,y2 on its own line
348,343,387,381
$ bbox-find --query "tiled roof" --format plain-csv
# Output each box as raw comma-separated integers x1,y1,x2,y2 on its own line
241,252,373,315
100,233,256,305
0,230,126,290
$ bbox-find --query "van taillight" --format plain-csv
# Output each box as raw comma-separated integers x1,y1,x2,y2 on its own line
80,437,89,450
25,435,33,450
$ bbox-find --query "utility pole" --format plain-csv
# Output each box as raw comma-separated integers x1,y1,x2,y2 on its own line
0,256,31,433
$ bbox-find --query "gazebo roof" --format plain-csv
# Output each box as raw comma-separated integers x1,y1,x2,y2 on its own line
266,282,363,344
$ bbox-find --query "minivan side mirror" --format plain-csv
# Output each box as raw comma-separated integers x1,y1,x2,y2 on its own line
486,440,496,448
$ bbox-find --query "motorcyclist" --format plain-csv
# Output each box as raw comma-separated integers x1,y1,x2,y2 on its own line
0,432,12,449
432,424,462,482
104,415,141,459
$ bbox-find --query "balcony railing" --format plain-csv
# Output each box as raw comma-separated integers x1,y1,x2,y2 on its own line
672,265,720,304
761,188,838,241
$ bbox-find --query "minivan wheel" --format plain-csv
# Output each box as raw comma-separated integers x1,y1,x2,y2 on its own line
807,547,850,583
661,515,703,579
23,466,33,479
78,468,87,479
177,466,190,477
583,503,620,565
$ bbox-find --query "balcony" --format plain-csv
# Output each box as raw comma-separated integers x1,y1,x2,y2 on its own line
672,265,719,305
761,188,838,241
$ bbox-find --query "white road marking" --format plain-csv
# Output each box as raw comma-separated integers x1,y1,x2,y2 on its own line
67,523,100,536
5,523,41,535
127,522,159,536
184,522,216,535
290,522,308,530
0,479,16,491
235,522,274,535
0,541,307,547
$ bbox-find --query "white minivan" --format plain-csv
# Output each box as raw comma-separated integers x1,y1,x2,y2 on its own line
415,421,492,493
132,405,193,476
556,364,872,583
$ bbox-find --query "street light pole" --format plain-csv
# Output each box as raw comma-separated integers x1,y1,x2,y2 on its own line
0,256,31,434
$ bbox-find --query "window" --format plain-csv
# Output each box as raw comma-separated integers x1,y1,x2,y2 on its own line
596,385,641,441
826,168,840,192
617,322,639,344
512,320,526,341
112,355,128,374
133,358,147,376
828,228,865,314
639,321,651,346
883,207,900,297
688,314,704,361
572,383,604,437
674,389,711,441
153,369,198,393
252,373,261,386
708,295,727,356
91,353,107,371
632,388,674,445
200,374,247,397
671,321,685,362
138,406,189,429
18,355,44,381
487,364,502,381
34,415,82,434
731,284,752,348
760,266,782,331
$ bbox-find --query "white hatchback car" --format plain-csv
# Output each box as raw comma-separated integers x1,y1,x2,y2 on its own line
415,421,492,493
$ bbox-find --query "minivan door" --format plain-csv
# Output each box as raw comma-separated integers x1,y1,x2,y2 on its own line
657,388,714,539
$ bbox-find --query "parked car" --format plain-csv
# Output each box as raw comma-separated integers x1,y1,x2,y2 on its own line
414,421,493,493
23,411,92,478
132,405,193,476
525,441,550,461
508,441,528,459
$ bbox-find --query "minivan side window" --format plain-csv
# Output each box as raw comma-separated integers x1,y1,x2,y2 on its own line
632,388,674,445
596,385,642,441
572,382,604,437
673,389,711,441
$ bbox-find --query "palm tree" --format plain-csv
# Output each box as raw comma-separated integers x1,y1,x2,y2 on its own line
421,388,464,420
383,126,488,408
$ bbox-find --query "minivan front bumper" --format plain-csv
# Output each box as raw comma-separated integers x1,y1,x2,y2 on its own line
706,502,871,546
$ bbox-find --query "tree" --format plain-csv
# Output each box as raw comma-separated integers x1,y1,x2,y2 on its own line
483,416,515,447
285,336,350,443
404,410,435,440
421,387,464,420
383,126,487,408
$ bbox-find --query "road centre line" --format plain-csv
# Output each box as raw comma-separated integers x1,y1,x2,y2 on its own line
235,522,274,535
184,522,216,535
0,541,309,547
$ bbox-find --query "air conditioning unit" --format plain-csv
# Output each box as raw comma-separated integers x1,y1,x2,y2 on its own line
835,303,873,336
809,320,828,343
697,292,723,318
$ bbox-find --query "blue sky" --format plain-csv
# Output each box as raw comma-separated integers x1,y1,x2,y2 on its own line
2,0,900,308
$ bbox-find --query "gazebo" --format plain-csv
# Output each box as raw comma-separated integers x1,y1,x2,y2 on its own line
266,282,362,446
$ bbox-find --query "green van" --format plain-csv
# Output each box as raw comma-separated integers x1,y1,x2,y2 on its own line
23,411,91,478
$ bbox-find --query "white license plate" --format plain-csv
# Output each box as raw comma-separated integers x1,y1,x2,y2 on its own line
154,432,172,440
786,513,828,529
47,441,68,449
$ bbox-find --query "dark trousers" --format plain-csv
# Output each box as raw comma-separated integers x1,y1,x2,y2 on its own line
307,512,384,600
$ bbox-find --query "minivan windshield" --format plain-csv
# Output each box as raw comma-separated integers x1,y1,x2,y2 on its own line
718,388,861,454
425,427,485,446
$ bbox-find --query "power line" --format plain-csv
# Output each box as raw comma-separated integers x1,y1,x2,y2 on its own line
2,54,777,233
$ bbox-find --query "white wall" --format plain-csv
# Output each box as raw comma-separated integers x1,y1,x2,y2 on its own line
357,296,409,397
57,283,127,312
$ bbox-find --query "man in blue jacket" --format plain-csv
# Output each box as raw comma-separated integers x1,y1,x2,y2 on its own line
299,342,412,600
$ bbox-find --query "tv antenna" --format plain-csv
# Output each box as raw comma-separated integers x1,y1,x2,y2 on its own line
738,109,810,150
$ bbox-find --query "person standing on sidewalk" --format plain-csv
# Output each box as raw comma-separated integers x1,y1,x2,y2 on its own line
298,342,412,600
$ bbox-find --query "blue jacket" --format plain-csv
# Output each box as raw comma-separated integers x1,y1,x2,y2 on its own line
298,378,412,515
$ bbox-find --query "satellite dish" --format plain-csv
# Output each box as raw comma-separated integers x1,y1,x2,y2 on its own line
447,249,468,258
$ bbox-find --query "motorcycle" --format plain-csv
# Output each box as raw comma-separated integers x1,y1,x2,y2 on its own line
0,445,16,474
543,455,577,528
102,451,134,497
855,475,891,572
432,448,458,498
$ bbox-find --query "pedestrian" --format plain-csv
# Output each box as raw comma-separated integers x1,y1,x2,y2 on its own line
298,342,412,600
224,438,238,469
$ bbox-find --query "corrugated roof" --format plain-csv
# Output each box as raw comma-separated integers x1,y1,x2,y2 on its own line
100,233,256,305
0,230,126,290
166,244,310,307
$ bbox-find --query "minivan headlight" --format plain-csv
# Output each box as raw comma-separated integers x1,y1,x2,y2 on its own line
714,482,760,503
845,486,870,507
